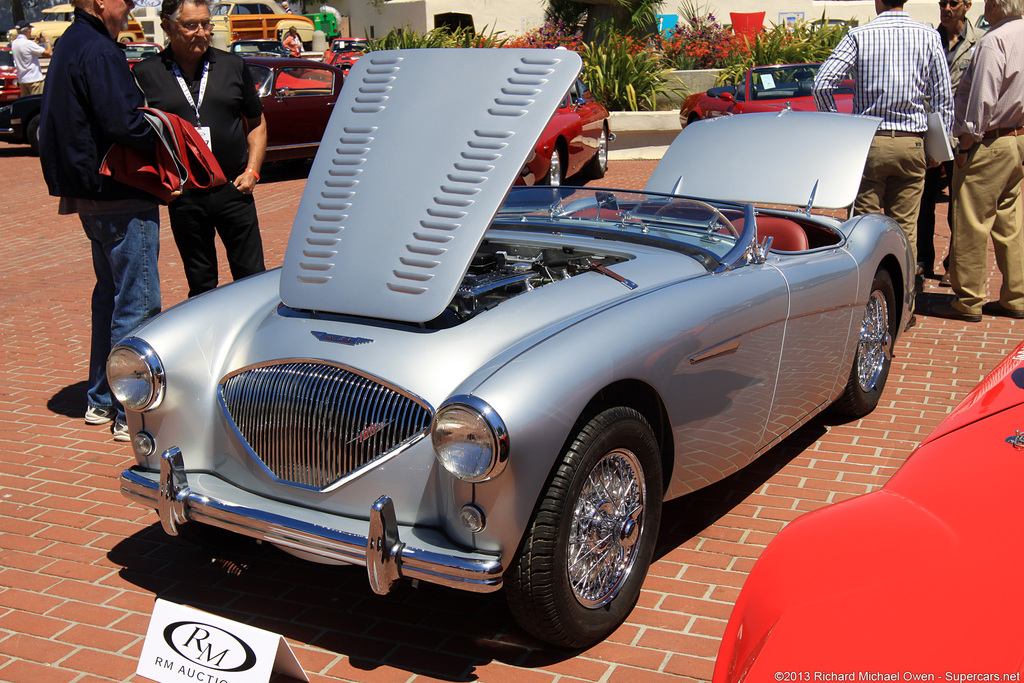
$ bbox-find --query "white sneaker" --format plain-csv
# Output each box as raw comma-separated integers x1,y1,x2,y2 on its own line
112,421,130,442
85,405,115,425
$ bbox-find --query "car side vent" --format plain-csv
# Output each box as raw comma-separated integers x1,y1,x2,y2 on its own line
220,361,432,490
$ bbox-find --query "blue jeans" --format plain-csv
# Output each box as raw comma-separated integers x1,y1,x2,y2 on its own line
80,209,161,423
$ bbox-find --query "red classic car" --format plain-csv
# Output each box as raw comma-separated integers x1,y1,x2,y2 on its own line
520,77,610,186
1,47,19,103
322,36,368,73
713,340,1024,680
679,63,854,129
245,56,345,162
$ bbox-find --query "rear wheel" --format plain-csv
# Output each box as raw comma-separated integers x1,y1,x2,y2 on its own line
834,269,896,417
542,143,565,186
582,125,608,180
506,407,662,648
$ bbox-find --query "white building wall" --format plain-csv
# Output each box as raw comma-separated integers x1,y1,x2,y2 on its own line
331,0,983,40
336,0,546,39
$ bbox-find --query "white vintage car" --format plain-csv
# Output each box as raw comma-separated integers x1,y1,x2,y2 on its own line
111,48,913,648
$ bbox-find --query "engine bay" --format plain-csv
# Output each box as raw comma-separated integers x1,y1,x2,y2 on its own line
431,240,628,327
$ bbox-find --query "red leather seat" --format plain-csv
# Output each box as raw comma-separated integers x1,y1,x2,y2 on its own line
733,215,810,252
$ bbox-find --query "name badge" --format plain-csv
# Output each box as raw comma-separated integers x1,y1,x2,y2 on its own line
197,126,212,149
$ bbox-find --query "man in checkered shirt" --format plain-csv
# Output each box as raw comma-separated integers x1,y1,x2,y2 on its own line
814,0,954,271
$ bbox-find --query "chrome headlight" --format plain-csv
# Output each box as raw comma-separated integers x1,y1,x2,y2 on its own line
107,337,165,412
431,395,508,482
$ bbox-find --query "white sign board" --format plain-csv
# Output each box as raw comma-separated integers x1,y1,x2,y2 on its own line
137,599,308,683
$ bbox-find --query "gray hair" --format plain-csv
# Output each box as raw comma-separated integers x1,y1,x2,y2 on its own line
160,0,213,23
994,0,1024,15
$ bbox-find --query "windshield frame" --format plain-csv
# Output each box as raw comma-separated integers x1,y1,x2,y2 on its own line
494,187,757,271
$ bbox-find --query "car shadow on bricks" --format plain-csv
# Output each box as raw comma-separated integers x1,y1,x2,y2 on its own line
654,415,828,560
108,523,577,681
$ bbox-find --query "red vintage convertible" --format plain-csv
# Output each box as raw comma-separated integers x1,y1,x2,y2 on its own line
679,62,854,129
714,340,1024,680
520,77,610,186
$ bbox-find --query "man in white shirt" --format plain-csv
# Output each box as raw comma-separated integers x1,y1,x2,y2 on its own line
814,0,953,271
11,19,52,96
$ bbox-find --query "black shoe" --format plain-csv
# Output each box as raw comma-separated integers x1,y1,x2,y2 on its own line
982,302,1024,319
939,273,951,287
931,303,982,322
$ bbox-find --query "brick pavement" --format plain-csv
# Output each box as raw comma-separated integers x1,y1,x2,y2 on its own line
0,142,1020,683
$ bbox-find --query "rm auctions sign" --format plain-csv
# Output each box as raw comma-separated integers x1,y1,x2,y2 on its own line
137,599,308,683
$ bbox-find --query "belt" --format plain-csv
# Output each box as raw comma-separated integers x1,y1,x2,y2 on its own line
874,130,925,138
982,126,1024,139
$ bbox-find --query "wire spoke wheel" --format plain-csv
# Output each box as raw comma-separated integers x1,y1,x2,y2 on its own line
834,269,897,418
567,448,645,608
856,288,891,392
506,407,661,648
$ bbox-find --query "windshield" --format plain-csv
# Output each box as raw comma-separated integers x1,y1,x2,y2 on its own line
496,187,755,267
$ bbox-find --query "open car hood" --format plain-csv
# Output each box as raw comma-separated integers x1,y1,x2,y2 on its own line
646,110,881,210
280,48,582,323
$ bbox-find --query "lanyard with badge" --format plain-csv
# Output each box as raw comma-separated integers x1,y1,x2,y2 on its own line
172,60,212,150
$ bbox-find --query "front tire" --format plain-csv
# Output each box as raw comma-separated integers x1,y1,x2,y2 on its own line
506,407,662,648
834,269,896,417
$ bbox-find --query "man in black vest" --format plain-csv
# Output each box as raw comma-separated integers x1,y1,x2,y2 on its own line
134,0,267,298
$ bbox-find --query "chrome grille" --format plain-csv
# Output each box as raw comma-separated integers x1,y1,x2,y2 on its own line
220,361,432,489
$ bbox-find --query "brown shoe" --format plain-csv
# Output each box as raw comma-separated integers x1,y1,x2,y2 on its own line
982,302,1024,319
931,302,982,322
939,273,951,287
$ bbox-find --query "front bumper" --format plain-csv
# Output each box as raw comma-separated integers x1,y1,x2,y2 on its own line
120,447,503,594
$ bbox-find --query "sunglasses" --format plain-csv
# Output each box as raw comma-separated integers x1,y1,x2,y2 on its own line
938,1,962,7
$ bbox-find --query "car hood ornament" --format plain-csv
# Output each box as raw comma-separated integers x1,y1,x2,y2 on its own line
279,48,582,323
646,110,882,210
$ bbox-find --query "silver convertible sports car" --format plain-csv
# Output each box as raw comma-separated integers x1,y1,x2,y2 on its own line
111,49,913,648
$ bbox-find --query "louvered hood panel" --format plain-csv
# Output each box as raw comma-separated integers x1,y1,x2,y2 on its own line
279,48,583,323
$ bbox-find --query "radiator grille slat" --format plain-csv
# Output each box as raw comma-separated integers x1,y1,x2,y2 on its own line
220,362,432,489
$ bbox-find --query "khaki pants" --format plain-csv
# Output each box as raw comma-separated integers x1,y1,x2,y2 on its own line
949,135,1024,315
854,134,928,266
19,80,44,96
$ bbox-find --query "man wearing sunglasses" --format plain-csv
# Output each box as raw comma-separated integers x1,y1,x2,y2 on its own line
134,0,268,299
934,0,1024,322
814,0,954,275
918,0,980,281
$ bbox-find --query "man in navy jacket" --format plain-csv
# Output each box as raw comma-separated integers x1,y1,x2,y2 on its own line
39,0,163,442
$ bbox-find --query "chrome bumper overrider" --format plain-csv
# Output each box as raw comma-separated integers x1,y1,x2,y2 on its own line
119,447,503,594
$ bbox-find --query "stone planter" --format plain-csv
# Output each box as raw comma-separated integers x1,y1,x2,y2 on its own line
657,68,723,110
605,69,723,161
608,111,681,161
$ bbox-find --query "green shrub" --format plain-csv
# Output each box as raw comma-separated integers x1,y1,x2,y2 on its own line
581,31,678,111
367,25,508,50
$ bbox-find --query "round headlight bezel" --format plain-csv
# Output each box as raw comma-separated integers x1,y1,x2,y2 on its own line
431,395,509,483
107,337,165,412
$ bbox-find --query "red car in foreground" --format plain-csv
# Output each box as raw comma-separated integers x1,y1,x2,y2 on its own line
714,340,1024,680
679,63,854,129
